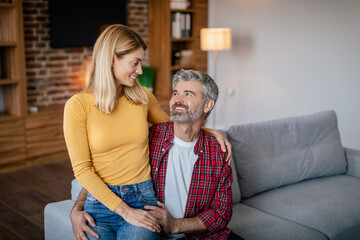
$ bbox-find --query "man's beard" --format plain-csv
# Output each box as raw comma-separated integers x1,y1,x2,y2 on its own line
170,102,205,123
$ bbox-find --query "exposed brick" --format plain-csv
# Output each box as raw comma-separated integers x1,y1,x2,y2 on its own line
24,23,40,28
35,16,47,22
25,35,39,42
49,56,70,61
23,0,149,108
40,9,49,15
35,2,46,8
26,56,36,62
66,62,82,67
41,36,51,41
26,63,43,69
35,42,46,48
65,48,85,54
23,9,38,15
25,71,37,77
23,2,36,8
36,56,46,61
23,16,35,22
46,63,65,68
36,29,45,34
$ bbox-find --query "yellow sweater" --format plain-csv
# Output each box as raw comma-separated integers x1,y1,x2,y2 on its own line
63,87,169,211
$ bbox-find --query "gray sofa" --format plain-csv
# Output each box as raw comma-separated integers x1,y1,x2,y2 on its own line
45,111,360,240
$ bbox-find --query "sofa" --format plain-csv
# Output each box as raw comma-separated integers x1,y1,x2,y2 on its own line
44,111,360,240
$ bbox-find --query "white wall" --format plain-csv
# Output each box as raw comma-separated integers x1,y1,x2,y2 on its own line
207,0,360,149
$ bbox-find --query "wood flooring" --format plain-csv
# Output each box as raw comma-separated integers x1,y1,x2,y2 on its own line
0,160,74,240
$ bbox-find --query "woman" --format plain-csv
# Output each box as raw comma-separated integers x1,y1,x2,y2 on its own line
64,24,231,240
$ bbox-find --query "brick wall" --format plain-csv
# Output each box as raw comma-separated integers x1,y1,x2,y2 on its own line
22,0,149,108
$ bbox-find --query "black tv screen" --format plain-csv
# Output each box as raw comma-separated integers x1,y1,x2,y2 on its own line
49,0,127,48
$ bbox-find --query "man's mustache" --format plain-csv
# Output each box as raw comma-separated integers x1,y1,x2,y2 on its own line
171,103,189,111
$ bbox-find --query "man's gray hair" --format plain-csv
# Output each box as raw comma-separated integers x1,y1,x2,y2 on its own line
172,69,219,103
172,69,219,118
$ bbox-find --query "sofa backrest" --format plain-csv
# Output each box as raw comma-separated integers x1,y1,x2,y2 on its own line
226,111,347,199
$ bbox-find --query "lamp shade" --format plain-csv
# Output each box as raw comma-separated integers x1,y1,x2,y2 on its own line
200,28,231,51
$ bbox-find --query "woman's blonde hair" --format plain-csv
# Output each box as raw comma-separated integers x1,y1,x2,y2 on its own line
85,24,149,114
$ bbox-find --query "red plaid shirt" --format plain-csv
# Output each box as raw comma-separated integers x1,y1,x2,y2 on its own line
149,122,233,240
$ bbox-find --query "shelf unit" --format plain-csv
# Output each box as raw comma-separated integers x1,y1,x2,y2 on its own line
0,0,27,169
149,0,208,112
0,0,27,121
0,0,68,173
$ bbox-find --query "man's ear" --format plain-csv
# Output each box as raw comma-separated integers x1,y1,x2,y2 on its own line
203,99,214,114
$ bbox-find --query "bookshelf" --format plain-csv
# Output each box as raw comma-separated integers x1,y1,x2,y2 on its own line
0,0,68,173
0,0,27,169
0,0,27,120
149,0,208,112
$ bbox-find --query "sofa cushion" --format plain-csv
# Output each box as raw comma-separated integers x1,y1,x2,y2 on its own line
229,203,328,240
227,111,347,198
242,175,360,240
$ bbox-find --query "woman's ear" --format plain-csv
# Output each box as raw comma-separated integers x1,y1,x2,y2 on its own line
203,99,215,114
112,53,117,67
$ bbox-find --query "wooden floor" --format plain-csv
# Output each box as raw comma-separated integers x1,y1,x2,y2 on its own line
0,160,74,240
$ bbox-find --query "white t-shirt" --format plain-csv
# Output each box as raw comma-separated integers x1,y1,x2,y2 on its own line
162,135,198,240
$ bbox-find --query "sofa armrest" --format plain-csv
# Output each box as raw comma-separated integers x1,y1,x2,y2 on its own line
345,148,360,178
71,179,83,201
44,200,75,240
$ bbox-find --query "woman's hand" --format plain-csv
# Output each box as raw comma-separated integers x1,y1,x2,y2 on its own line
208,129,232,165
115,201,161,233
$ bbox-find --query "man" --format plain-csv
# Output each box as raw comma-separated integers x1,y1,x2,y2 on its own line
71,69,241,239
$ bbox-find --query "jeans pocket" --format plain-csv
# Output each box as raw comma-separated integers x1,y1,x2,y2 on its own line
139,187,158,205
86,192,100,204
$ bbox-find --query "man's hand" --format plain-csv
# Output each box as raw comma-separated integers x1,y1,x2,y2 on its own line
144,201,177,233
207,129,232,165
70,206,99,240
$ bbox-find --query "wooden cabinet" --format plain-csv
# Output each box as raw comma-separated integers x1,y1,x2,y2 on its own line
0,0,27,172
0,0,68,173
25,105,68,166
0,0,27,119
0,119,26,167
148,0,208,112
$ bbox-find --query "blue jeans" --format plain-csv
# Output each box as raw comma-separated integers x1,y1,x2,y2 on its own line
84,179,160,240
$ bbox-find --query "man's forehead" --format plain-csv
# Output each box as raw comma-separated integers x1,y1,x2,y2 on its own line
174,80,202,91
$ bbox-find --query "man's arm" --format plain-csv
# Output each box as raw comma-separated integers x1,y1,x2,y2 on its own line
70,188,99,240
146,159,233,234
197,161,233,233
145,201,207,234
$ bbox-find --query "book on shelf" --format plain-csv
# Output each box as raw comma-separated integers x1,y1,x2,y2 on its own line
171,12,192,38
179,49,192,66
170,0,190,10
171,49,193,67
172,50,181,66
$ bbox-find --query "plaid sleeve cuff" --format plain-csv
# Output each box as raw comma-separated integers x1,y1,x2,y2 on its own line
198,209,219,233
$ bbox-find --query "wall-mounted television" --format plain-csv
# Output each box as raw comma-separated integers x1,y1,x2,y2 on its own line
49,0,127,48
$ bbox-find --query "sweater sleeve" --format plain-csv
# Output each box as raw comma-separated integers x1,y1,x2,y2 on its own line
63,95,122,211
143,87,170,124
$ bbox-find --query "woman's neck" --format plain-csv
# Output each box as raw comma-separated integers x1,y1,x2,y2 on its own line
117,85,124,98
